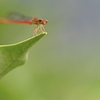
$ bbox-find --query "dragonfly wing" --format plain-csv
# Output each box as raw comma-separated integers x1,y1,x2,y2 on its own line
6,12,33,21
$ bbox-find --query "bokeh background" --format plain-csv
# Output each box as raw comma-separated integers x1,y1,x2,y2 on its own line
0,0,100,100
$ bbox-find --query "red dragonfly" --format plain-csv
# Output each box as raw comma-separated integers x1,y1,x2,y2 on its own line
0,12,48,35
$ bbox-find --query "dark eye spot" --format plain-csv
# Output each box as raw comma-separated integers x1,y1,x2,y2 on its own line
39,19,42,22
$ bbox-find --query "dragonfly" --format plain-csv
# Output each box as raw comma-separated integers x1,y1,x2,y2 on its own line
0,12,48,35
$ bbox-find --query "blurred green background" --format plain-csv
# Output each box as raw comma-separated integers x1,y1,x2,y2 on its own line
0,0,100,100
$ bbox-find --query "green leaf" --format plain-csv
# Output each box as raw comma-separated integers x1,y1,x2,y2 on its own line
0,32,47,78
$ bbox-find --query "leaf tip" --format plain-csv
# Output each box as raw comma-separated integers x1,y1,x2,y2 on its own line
43,32,47,34
40,32,47,35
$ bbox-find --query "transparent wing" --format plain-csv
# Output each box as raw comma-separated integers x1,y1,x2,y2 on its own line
6,12,33,21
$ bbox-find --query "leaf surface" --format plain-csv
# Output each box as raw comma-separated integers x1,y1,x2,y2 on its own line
0,32,46,78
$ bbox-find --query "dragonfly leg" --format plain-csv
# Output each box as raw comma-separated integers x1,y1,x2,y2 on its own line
42,25,46,32
33,24,46,35
39,24,46,33
33,25,39,35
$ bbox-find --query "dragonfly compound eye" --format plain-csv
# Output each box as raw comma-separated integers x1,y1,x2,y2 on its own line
42,20,48,25
46,20,48,23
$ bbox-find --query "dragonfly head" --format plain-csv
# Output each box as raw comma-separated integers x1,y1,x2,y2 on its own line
33,17,48,25
41,19,48,25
